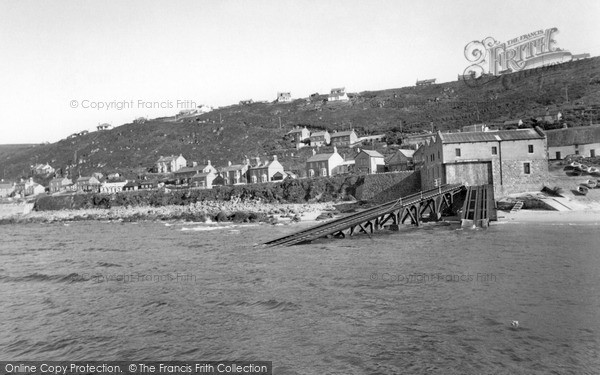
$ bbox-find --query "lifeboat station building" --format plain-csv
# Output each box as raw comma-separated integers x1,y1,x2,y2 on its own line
418,127,548,196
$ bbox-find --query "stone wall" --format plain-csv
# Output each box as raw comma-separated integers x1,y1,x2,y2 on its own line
359,171,422,203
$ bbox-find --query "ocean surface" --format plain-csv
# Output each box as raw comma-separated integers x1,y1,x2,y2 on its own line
1,219,599,374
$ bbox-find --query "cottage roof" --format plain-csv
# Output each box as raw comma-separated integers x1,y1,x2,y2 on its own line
386,149,414,164
546,125,600,147
287,127,307,134
439,129,544,144
359,150,384,158
330,87,345,93
310,131,329,137
307,152,336,162
192,172,213,178
173,166,204,174
221,164,247,172
330,130,356,138
157,155,181,162
124,181,138,188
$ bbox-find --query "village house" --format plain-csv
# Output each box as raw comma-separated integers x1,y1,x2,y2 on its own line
309,130,330,147
247,156,285,183
191,171,217,189
49,177,73,193
545,125,600,159
15,178,45,197
416,78,436,86
503,119,524,128
354,149,385,174
31,163,55,175
402,132,436,147
330,130,359,147
277,92,292,103
328,87,349,102
386,149,415,171
418,128,548,196
97,123,112,131
535,110,562,125
122,181,139,191
0,181,15,198
100,180,128,194
139,180,158,190
173,163,207,184
305,147,344,177
156,154,187,173
287,126,311,148
220,160,250,185
76,176,101,193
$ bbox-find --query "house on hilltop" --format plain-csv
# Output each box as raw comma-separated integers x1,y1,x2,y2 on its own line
545,125,600,159
416,79,436,86
277,92,292,103
156,154,187,173
31,163,55,176
97,123,112,131
328,88,349,102
305,147,344,177
418,128,548,196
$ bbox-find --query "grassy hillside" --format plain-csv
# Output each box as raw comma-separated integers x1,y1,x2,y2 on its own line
1,57,600,180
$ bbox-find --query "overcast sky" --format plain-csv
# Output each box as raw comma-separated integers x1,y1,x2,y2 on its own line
1,0,599,144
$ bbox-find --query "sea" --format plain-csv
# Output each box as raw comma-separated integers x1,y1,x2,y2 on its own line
1,219,599,374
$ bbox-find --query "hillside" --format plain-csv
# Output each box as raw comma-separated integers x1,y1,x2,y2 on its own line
1,57,600,181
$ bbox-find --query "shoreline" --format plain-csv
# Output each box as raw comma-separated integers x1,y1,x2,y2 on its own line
0,201,338,225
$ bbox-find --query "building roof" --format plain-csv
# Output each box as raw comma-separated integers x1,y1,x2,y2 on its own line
124,181,138,188
192,172,214,178
157,154,182,162
386,149,415,164
330,130,356,138
173,166,204,174
77,176,99,183
287,127,308,134
221,164,247,172
310,131,329,137
0,183,14,189
439,129,544,144
545,125,600,147
358,149,384,158
307,152,336,162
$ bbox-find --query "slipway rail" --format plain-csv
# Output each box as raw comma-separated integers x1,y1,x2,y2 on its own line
264,184,465,247
460,185,496,228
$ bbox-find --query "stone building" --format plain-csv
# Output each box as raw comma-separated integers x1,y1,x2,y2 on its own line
156,154,187,173
545,125,600,159
418,128,548,196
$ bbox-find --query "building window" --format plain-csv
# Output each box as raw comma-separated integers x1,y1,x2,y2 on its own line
524,163,531,175
528,145,534,153
492,146,497,155
309,169,314,177
555,151,561,160
575,150,579,155
455,148,461,157
321,168,327,176
591,150,596,158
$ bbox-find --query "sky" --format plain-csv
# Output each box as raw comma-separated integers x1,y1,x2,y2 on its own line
1,0,599,144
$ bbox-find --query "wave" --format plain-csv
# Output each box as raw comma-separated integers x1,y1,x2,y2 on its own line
0,272,87,283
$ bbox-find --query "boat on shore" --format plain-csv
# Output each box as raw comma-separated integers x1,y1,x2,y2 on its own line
577,185,589,195
583,179,598,189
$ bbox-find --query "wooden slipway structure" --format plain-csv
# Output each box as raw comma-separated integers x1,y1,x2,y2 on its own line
460,185,496,228
264,184,467,247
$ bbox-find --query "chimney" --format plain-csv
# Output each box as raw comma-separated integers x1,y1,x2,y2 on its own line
272,155,277,161
244,158,250,165
255,156,261,166
333,146,338,154
357,148,360,153
192,161,198,167
228,161,232,166
312,149,316,156
207,160,211,165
